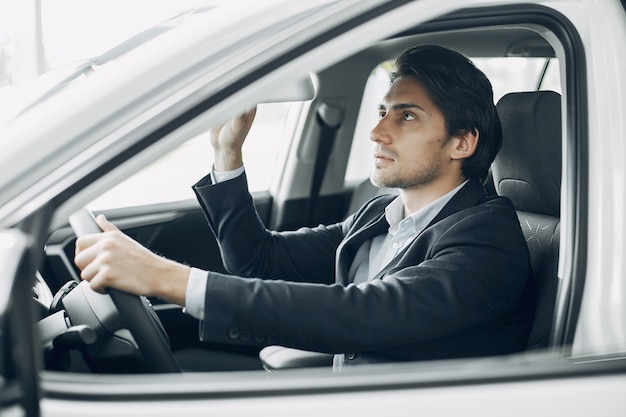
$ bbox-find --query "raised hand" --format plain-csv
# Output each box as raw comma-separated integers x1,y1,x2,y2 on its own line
210,107,257,171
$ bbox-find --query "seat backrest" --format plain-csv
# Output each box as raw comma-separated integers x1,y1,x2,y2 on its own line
492,91,562,349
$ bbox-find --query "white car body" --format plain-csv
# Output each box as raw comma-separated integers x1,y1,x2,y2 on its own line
1,0,626,415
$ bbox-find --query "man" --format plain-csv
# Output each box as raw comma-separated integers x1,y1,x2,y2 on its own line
75,45,535,367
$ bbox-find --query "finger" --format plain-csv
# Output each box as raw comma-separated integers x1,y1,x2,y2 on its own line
76,242,119,291
74,230,112,262
77,253,99,282
239,106,257,124
86,270,111,294
74,239,101,272
96,214,119,232
210,125,223,143
75,234,97,254
74,231,119,272
232,107,257,133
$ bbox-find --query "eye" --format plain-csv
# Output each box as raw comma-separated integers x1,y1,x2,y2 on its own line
402,112,415,121
378,109,387,119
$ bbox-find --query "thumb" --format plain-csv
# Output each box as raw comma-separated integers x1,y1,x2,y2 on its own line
95,214,119,232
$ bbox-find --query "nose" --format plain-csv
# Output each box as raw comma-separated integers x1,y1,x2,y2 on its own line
370,116,391,145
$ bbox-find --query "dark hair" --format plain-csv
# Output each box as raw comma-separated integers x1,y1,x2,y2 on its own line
393,45,502,181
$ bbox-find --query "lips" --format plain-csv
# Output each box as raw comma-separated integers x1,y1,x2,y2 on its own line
373,152,395,164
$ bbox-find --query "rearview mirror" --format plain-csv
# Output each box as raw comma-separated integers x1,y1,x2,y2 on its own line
261,73,316,103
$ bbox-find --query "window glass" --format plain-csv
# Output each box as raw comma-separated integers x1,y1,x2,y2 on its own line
345,57,561,184
473,57,562,100
345,64,392,185
539,58,561,92
87,102,294,210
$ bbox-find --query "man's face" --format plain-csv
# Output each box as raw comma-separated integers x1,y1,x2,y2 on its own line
370,76,453,190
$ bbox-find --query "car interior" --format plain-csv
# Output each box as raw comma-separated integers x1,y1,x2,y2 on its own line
34,13,570,375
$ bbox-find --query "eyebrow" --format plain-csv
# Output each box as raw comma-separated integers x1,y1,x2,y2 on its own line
378,103,427,112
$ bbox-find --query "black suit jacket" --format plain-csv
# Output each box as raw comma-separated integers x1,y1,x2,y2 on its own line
193,173,535,363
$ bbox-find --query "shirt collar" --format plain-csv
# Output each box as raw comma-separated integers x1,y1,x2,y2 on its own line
384,179,469,236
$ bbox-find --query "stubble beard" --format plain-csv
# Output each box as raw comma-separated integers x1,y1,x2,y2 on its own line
370,149,444,190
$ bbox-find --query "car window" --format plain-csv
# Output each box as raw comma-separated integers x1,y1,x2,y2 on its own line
345,57,561,184
87,102,296,210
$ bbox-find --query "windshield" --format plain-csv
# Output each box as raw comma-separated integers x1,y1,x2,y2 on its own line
0,6,215,126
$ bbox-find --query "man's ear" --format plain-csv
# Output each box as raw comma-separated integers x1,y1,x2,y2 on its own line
450,129,479,160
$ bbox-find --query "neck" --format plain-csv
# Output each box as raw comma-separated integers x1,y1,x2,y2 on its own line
399,175,467,217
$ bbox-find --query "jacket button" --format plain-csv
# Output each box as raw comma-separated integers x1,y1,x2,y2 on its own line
346,353,357,360
254,333,265,343
266,335,278,345
228,328,240,340
240,331,251,342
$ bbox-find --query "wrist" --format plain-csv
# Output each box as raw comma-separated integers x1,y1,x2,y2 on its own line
154,259,190,307
214,149,243,172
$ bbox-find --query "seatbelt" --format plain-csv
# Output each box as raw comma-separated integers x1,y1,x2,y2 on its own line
306,102,344,226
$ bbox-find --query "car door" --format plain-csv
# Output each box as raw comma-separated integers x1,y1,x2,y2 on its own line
0,228,42,416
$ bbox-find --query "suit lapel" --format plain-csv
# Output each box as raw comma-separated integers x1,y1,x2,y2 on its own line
336,211,389,285
424,178,487,230
369,178,487,281
336,179,487,285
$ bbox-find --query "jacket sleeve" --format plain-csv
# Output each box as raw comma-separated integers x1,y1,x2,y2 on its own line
193,171,347,285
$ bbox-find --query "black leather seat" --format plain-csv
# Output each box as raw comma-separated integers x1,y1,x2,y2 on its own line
491,90,562,349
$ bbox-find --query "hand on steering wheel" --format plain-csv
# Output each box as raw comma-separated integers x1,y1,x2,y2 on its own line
69,208,181,373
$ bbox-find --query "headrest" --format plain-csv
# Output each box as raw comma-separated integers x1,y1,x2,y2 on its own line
492,91,561,217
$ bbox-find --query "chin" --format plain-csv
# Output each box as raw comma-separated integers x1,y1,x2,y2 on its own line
370,174,396,189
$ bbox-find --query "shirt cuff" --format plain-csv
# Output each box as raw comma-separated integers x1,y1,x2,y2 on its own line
183,267,208,320
211,165,245,184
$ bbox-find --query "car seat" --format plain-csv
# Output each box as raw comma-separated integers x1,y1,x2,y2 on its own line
491,90,562,349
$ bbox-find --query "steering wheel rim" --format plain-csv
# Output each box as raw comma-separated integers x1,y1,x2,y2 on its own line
70,207,181,373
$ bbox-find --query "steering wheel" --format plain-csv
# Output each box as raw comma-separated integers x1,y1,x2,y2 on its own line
69,208,181,373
